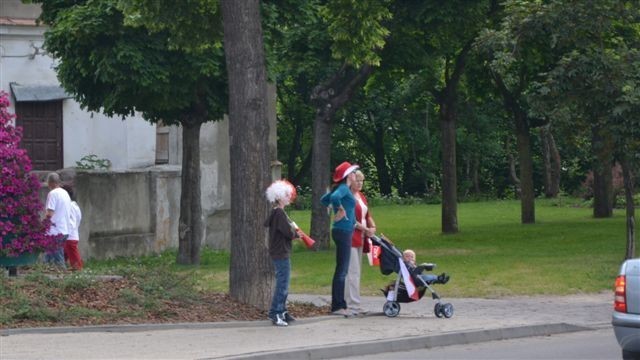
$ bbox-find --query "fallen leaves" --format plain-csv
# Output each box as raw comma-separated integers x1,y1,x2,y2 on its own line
1,273,329,329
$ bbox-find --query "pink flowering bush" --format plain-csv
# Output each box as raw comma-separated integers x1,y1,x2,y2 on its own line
0,91,55,257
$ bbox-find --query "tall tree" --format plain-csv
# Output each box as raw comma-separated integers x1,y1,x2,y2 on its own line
423,0,500,232
334,71,438,196
456,64,511,199
526,0,639,257
491,72,540,223
475,0,566,224
310,64,374,247
333,73,398,196
617,49,640,259
220,0,273,308
34,0,227,264
263,1,328,188
308,1,390,247
261,0,382,246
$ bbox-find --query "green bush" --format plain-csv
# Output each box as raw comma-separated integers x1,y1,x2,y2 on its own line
615,193,640,209
75,154,111,170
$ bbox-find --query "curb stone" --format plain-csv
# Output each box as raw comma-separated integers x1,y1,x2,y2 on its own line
211,323,592,360
0,316,335,336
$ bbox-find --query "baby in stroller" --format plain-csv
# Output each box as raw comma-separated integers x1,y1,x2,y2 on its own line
402,249,449,286
371,235,454,318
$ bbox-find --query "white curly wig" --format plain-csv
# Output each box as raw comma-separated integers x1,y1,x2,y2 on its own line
265,180,297,203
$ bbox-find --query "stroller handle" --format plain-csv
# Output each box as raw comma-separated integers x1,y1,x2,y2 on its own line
369,234,388,245
370,234,403,259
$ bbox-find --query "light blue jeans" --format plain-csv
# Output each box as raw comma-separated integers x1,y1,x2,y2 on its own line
43,234,67,269
419,274,438,285
269,258,290,320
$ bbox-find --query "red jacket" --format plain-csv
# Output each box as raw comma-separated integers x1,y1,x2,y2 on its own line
352,191,373,248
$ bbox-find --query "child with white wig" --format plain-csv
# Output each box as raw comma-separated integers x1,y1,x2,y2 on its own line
264,179,298,326
265,180,297,204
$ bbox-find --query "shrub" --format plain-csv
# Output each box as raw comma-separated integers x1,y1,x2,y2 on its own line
75,154,111,170
0,91,56,256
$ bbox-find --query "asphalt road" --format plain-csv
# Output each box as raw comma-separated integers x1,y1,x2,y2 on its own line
344,327,620,360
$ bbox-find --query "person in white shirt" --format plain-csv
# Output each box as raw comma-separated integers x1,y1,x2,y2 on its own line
43,172,72,268
62,184,83,270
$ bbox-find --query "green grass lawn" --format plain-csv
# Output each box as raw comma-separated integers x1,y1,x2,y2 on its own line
88,198,635,298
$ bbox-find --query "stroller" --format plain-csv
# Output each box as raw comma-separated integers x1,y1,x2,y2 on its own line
370,235,454,318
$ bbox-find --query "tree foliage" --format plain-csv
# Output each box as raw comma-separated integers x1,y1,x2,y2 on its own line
523,0,639,256
320,0,391,67
117,0,222,51
39,0,227,125
34,0,228,265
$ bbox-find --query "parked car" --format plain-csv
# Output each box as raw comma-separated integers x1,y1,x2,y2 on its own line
612,257,640,360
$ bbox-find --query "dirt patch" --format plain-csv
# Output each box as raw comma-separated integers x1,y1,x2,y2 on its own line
0,273,330,329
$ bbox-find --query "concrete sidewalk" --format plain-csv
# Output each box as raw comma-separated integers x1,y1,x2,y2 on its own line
0,292,613,359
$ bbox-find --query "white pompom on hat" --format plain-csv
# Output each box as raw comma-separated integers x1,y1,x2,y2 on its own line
332,161,359,183
265,179,297,203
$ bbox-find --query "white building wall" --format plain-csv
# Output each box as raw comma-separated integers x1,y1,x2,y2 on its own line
124,113,156,169
0,2,156,170
61,101,156,170
0,24,56,114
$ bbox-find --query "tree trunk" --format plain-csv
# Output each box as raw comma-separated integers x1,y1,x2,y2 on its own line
435,42,473,234
221,0,273,310
440,101,458,233
541,125,561,198
309,65,373,249
541,126,553,198
515,112,535,224
508,151,521,193
548,129,561,197
472,156,480,194
591,125,613,218
310,111,333,249
177,121,203,265
291,149,312,186
286,120,305,182
620,157,636,260
507,137,521,196
399,160,410,195
492,73,534,223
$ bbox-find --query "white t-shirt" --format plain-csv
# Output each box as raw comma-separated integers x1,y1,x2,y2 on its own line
68,201,82,241
46,187,72,236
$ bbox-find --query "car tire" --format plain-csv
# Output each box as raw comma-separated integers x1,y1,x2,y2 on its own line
622,349,640,360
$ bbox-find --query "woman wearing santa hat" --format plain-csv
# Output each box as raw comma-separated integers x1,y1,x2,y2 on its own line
321,161,359,316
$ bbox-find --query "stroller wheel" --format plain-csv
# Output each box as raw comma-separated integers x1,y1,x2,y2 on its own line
442,303,454,318
434,303,444,318
383,301,400,317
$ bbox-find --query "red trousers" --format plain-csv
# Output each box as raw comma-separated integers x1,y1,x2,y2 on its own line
64,240,83,270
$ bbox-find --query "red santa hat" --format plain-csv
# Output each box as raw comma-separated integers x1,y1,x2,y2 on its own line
265,179,297,203
332,161,359,183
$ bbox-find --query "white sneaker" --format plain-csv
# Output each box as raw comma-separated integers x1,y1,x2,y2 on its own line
274,313,288,326
350,307,368,315
331,308,351,317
